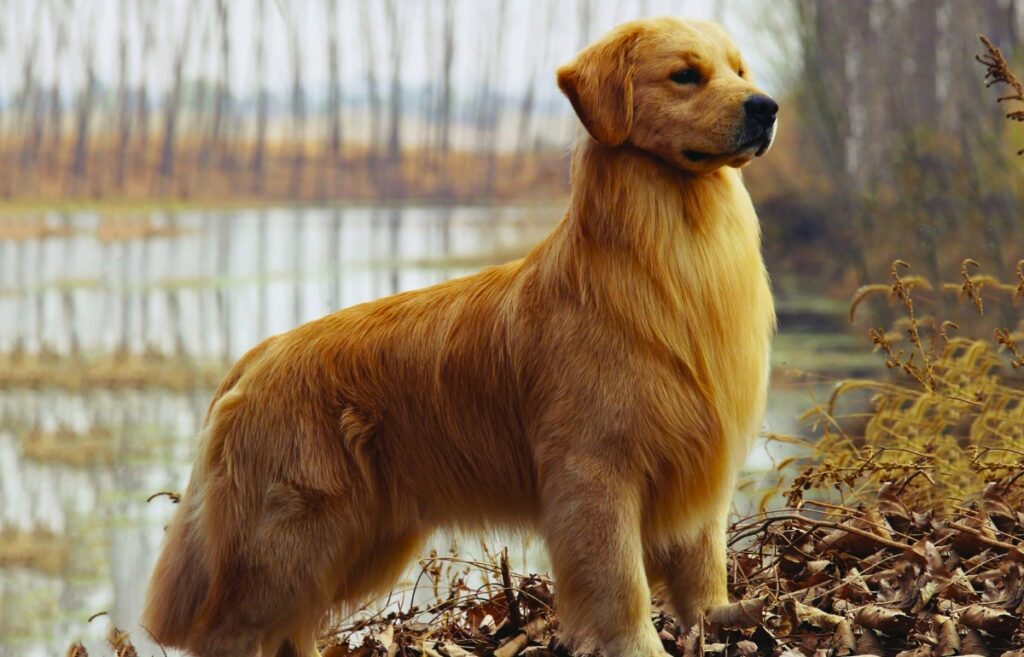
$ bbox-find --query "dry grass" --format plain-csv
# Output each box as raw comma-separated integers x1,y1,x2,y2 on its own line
776,259,1024,513
0,528,68,575
0,349,227,392
0,139,571,205
978,36,1024,155
20,426,117,468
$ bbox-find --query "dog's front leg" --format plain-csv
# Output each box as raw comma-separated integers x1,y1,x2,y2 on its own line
541,461,665,657
648,512,729,628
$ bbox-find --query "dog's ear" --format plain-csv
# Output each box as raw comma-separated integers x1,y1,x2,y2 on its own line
557,29,638,147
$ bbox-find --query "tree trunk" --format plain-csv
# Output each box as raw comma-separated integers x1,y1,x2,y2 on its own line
70,25,97,188
385,0,404,178
158,0,198,188
114,0,132,190
251,0,269,194
360,2,383,187
326,0,343,163
437,0,455,162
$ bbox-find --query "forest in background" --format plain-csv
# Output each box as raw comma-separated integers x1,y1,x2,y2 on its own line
758,0,1024,290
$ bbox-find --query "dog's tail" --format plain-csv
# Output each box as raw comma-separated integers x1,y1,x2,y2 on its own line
142,391,256,654
141,478,211,649
143,342,278,652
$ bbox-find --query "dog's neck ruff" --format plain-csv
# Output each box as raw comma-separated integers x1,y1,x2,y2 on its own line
567,139,726,248
529,135,776,457
540,137,768,305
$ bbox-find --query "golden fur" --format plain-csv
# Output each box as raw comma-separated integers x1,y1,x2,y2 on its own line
143,17,777,657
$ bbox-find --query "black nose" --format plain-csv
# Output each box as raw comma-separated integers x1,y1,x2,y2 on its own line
743,94,778,125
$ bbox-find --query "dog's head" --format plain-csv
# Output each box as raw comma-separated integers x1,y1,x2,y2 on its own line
557,17,777,174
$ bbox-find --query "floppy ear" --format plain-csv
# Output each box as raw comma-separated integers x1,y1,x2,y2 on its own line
557,30,638,147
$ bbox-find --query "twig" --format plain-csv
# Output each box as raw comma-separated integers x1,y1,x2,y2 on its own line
500,548,522,629
728,513,908,552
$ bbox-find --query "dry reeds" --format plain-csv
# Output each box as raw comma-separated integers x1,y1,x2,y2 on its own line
784,260,1024,513
978,35,1024,154
0,141,571,204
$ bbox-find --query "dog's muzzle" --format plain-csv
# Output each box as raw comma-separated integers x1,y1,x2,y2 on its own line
683,95,779,162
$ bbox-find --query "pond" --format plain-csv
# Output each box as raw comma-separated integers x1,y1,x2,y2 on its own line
0,205,853,656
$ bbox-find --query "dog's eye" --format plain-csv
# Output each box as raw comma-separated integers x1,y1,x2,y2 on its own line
669,69,702,85
737,67,746,77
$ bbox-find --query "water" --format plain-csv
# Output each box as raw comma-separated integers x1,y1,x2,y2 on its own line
0,205,829,656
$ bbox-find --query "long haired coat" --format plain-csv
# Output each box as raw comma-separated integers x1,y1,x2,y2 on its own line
144,17,777,657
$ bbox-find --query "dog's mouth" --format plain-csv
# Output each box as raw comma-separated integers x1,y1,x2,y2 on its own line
682,150,714,162
683,124,775,163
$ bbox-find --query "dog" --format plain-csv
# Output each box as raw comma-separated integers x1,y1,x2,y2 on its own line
143,16,777,657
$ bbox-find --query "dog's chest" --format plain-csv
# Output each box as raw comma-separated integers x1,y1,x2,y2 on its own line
684,205,772,429
644,195,774,512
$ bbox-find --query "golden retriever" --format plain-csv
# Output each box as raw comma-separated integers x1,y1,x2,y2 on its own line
143,16,777,657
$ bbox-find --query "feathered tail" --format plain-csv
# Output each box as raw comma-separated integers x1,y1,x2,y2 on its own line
141,487,210,649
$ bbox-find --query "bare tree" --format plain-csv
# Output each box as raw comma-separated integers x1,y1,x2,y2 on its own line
328,208,343,310
257,210,269,338
250,0,269,193
482,0,509,196
384,0,404,168
325,0,344,163
436,0,455,161
515,0,541,162
119,238,133,353
70,2,98,187
0,0,8,187
16,2,45,184
114,0,133,189
45,0,70,178
713,0,727,23
418,2,438,172
278,0,307,197
359,2,383,178
212,0,232,173
532,0,559,154
134,0,156,174
158,0,199,186
191,6,215,190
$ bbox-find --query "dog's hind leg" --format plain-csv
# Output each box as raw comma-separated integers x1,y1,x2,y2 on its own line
266,529,424,657
188,479,351,657
251,503,424,657
270,631,324,657
645,512,729,628
335,529,425,604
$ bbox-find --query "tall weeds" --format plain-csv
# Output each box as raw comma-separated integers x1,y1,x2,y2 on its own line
778,260,1024,513
978,36,1024,154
